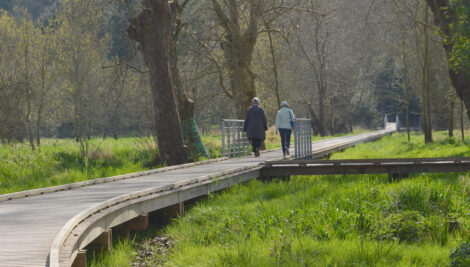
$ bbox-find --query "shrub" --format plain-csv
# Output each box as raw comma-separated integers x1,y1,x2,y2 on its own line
376,211,426,243
450,243,470,267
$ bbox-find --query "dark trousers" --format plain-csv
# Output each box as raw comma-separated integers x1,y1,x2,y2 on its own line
250,138,262,152
279,128,292,154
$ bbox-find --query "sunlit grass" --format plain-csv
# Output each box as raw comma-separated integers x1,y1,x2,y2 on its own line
0,128,291,194
88,238,136,267
330,131,470,159
0,137,161,194
92,131,470,266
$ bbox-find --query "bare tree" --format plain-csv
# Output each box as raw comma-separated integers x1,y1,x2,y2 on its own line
127,0,189,165
295,1,332,136
211,0,262,118
422,4,433,143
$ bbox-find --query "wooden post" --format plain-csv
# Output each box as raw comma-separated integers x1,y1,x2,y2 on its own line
71,250,86,267
114,214,149,239
87,229,112,251
126,214,149,231
149,202,185,227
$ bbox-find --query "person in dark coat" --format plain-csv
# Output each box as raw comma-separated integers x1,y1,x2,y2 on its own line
243,97,268,157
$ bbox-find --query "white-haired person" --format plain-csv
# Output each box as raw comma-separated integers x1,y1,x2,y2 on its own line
275,101,296,159
243,97,268,157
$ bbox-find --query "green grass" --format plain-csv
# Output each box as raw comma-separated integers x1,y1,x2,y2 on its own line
89,131,470,266
88,237,136,267
0,127,296,194
330,131,470,159
0,126,368,194
0,137,163,194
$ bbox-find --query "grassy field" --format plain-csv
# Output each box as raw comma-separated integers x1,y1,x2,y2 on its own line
0,132,274,194
89,131,470,266
0,137,158,194
0,126,364,195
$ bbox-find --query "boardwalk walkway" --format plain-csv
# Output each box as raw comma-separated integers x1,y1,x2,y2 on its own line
0,127,394,267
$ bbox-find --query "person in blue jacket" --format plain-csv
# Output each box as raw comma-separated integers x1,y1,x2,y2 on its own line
243,97,268,157
275,101,296,159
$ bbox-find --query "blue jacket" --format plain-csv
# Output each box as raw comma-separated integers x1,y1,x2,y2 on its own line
243,105,268,140
276,107,296,130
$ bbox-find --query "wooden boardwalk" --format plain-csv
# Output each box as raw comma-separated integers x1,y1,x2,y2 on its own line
0,127,394,267
261,157,470,181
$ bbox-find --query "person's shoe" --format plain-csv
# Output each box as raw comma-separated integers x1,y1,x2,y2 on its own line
286,148,290,155
255,148,260,157
283,153,287,160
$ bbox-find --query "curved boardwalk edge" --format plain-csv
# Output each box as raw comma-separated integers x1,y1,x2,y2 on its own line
0,127,396,267
49,128,396,267
0,157,230,203
50,165,261,267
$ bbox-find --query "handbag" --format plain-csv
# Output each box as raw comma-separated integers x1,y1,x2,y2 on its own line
289,110,295,129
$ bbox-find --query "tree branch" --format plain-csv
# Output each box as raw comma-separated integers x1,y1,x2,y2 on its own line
188,33,233,98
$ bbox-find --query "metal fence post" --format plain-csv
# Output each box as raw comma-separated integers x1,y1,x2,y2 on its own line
227,122,231,157
293,119,312,159
294,123,298,159
231,121,236,157
221,120,225,157
396,115,400,132
221,119,249,158
237,121,241,157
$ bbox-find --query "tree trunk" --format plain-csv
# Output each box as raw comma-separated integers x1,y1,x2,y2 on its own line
22,23,34,151
223,36,257,119
422,5,433,143
307,101,321,136
170,0,210,160
460,100,465,141
127,0,189,165
426,0,470,120
211,0,261,118
264,17,281,109
172,60,209,159
318,85,328,136
313,19,329,137
399,15,411,142
448,95,455,137
36,99,44,147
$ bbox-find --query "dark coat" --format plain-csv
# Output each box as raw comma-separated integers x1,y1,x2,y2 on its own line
243,105,268,140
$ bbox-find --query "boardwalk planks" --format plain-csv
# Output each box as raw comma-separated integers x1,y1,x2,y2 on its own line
0,128,394,267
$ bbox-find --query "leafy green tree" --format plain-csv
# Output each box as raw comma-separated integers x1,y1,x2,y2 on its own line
447,0,469,71
426,0,470,119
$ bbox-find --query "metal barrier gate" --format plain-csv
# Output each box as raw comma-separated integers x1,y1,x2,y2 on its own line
221,118,312,159
294,118,312,159
221,119,249,158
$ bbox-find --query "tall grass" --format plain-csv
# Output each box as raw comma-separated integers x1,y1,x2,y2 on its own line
0,125,371,194
89,131,470,266
0,128,290,194
330,131,470,159
0,137,160,194
118,174,467,266
88,238,136,267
